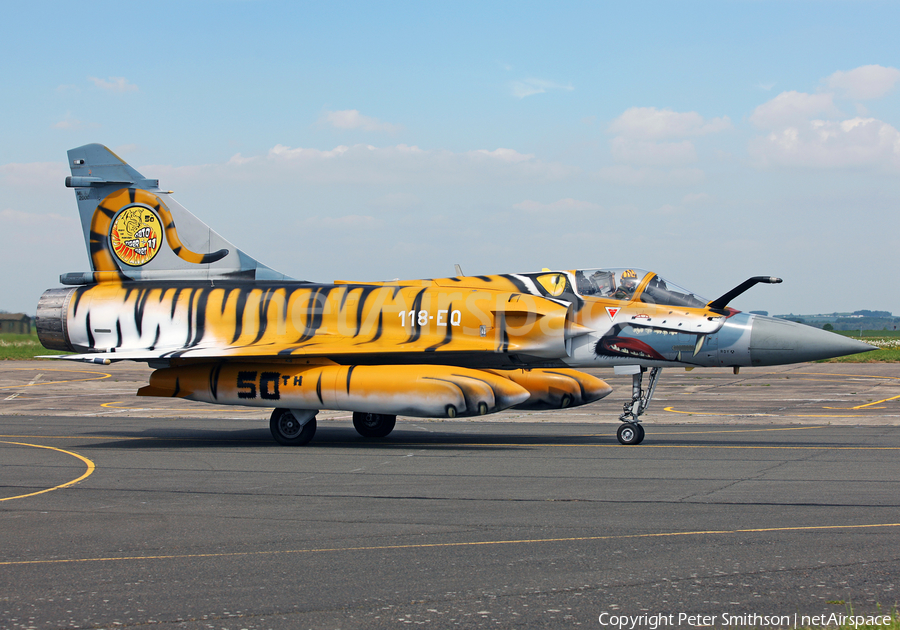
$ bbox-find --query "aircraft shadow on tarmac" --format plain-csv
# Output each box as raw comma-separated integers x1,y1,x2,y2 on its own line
78,425,850,450
81,427,541,450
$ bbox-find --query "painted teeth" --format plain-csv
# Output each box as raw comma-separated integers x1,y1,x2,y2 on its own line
609,344,649,358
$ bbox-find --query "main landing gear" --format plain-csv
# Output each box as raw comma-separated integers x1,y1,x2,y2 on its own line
268,409,398,445
616,366,662,445
352,412,397,438
270,408,317,446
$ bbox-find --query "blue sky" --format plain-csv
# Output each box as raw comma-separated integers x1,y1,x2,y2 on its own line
2,1,899,316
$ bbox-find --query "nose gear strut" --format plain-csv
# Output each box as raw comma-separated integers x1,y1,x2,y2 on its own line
616,366,661,445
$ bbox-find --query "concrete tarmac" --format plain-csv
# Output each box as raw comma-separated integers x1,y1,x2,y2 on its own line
1,361,898,629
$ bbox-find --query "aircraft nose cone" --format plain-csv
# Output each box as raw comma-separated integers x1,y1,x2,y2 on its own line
749,316,877,365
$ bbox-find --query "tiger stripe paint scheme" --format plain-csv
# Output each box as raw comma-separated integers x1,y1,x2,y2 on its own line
36,144,875,446
42,279,577,360
90,187,229,270
139,363,609,418
141,363,530,418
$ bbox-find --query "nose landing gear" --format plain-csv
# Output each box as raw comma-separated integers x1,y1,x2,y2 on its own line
616,366,661,445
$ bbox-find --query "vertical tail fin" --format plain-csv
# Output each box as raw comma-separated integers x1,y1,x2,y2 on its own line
62,144,291,284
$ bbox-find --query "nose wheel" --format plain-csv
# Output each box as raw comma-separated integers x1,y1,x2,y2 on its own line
617,422,645,445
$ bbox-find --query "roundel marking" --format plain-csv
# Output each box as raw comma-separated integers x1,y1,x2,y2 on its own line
110,205,164,267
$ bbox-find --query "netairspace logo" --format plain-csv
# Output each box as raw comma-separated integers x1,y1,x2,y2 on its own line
597,611,895,628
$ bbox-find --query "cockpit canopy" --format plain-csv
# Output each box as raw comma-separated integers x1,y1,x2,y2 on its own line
535,268,709,309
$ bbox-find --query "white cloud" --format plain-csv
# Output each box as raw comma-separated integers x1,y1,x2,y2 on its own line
300,214,382,230
682,192,712,205
227,153,258,166
595,165,705,187
749,91,840,129
608,107,731,139
513,198,602,213
647,192,714,217
321,109,402,133
154,143,577,187
370,192,422,209
510,78,574,99
604,107,723,173
0,208,76,229
0,161,68,187
269,144,355,160
609,137,697,166
825,65,900,100
88,76,138,92
655,203,679,215
113,144,139,156
749,116,900,170
0,208,80,270
749,75,900,171
53,113,96,130
468,148,534,163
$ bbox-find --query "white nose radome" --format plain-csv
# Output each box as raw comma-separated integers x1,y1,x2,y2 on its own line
749,316,876,365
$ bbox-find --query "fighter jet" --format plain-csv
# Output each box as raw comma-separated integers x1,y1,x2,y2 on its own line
36,144,874,445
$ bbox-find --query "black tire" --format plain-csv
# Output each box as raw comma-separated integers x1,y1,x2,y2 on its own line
352,412,397,438
635,423,645,444
617,422,642,445
270,408,317,446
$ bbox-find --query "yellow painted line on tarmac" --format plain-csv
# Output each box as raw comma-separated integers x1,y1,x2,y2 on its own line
752,372,897,381
0,368,111,390
0,441,95,502
663,406,866,418
671,369,899,414
0,433,268,443
586,426,827,436
794,372,900,381
2,522,898,567
0,433,269,445
0,434,146,441
99,401,197,411
378,442,900,450
581,444,900,450
787,378,871,384
824,393,900,410
795,371,900,406
101,402,146,409
98,401,260,413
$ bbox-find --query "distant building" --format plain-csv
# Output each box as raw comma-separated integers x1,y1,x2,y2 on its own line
0,313,32,334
